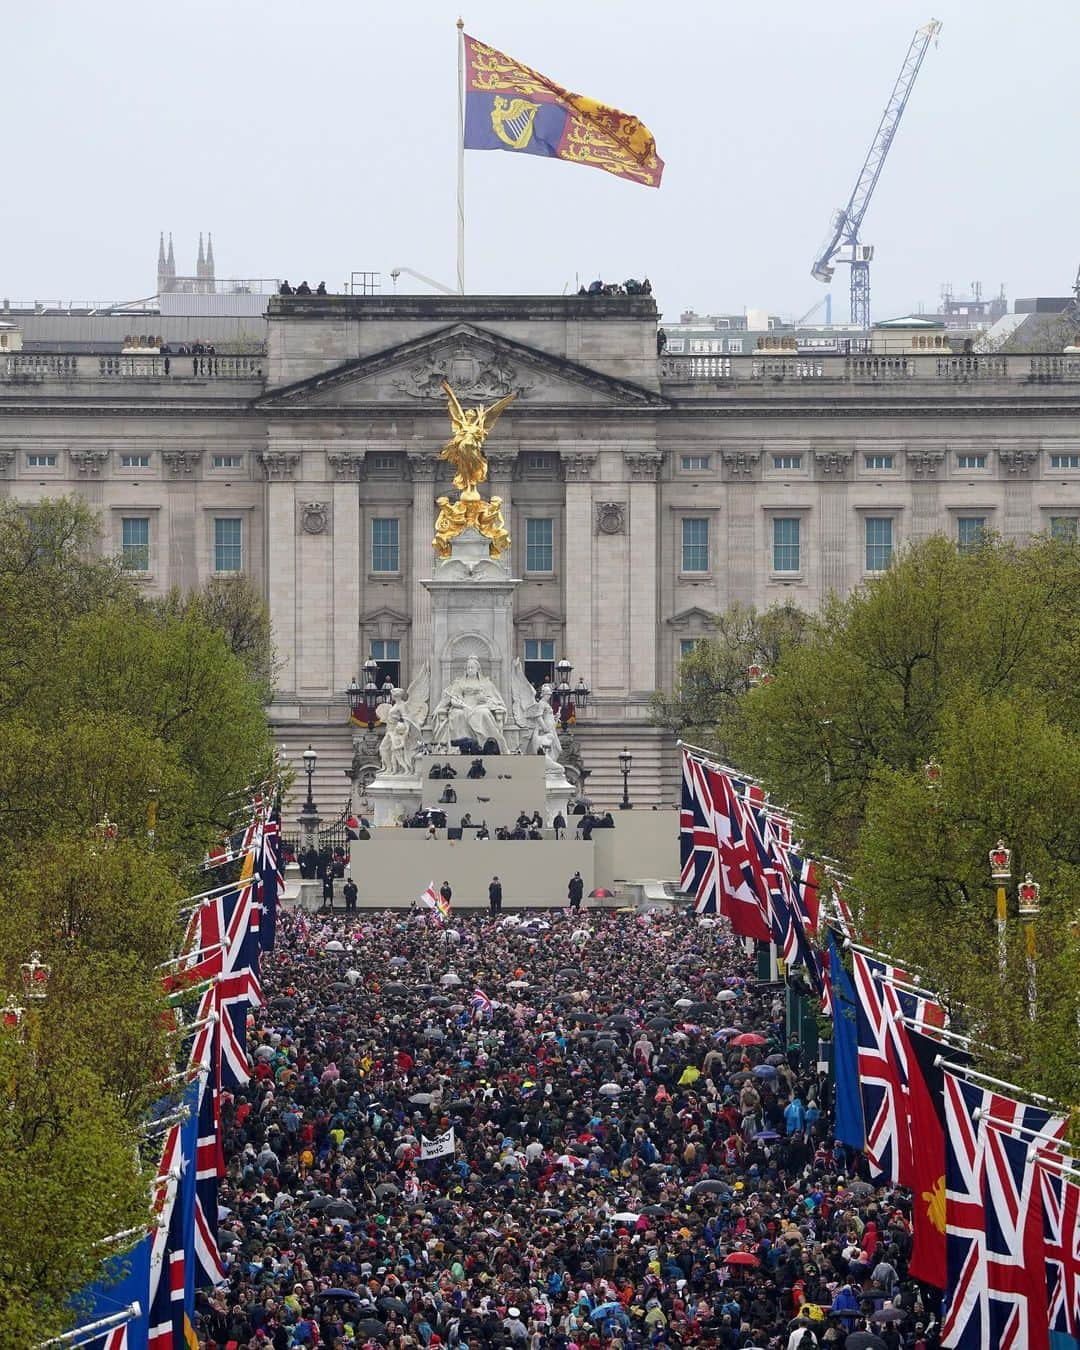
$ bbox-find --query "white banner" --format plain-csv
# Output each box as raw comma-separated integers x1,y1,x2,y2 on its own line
420,1126,456,1160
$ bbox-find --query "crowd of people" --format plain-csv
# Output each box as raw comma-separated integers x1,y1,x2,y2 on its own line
199,908,943,1350
280,281,329,296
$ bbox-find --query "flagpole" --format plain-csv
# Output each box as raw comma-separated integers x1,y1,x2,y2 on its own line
456,16,466,294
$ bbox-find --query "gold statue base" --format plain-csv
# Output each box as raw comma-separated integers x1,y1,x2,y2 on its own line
434,486,510,560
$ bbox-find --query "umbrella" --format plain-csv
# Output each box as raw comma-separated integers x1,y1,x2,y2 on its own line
870,1308,906,1323
765,1052,787,1065
374,1182,400,1198
440,972,461,987
325,939,345,951
674,998,695,1009
730,1032,767,1046
844,1335,887,1350
507,979,530,990
316,1288,368,1302
557,968,579,980
716,1026,740,1037
842,1179,875,1196
355,1321,389,1342
388,955,407,966
641,1204,669,1216
730,1071,753,1084
325,1199,356,1218
447,1099,474,1113
693,1180,730,1195
716,989,737,1001
383,982,408,996
647,1017,672,1030
599,1082,622,1097
753,1130,780,1141
408,1092,433,1106
589,1303,629,1326
424,1028,445,1042
589,887,616,898
724,1252,759,1267
377,1296,408,1314
330,981,350,991
611,1211,640,1223
427,995,450,1007
752,1064,778,1078
568,1011,597,1024
605,1015,633,1029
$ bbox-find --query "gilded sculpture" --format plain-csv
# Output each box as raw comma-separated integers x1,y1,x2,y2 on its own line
433,380,516,559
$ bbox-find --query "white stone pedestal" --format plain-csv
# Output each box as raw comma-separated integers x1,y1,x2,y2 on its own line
368,774,422,827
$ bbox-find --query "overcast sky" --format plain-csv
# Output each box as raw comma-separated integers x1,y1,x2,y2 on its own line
3,1,1076,323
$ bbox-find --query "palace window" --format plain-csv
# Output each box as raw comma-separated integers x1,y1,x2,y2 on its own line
1050,453,1080,470
681,517,709,573
772,517,801,573
956,453,987,470
120,453,151,469
772,454,802,471
679,638,702,660
864,517,893,572
1050,516,1078,543
957,516,987,554
524,638,555,688
121,516,150,572
371,518,400,573
864,453,894,470
525,517,554,573
26,454,56,469
213,517,242,573
211,454,242,470
680,454,712,472
371,638,400,688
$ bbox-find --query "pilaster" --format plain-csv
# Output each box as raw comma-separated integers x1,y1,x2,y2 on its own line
407,454,438,660
332,451,364,691
624,450,661,691
560,448,598,689
262,447,300,692
486,450,517,568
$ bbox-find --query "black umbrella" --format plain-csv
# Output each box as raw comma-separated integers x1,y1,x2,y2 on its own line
374,1182,400,1198
316,1288,368,1302
557,968,580,979
605,1015,634,1029
845,1335,887,1350
568,1012,597,1024
378,1296,408,1314
870,1308,906,1324
766,1053,786,1065
447,1099,474,1113
307,1195,329,1212
325,1199,356,1218
428,994,450,1007
355,1319,389,1341
647,1017,672,1030
330,981,350,991
692,1179,730,1195
383,982,408,995
641,1204,669,1217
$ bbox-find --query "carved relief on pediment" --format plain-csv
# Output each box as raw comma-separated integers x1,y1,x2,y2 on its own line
393,342,532,402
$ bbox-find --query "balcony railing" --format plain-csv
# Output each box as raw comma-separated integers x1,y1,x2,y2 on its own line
658,352,1080,388
1,352,264,383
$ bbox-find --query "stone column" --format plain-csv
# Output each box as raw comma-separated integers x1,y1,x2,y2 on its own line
0,451,14,498
486,450,517,569
162,449,202,592
560,450,597,690
327,450,365,691
260,449,301,694
407,454,438,661
623,450,663,693
909,451,944,542
814,451,852,597
723,451,759,610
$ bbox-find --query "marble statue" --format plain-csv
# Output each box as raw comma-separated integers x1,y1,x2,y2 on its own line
429,655,508,752
376,665,429,776
511,661,563,773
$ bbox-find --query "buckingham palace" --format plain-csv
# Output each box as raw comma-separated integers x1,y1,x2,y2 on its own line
3,290,1080,812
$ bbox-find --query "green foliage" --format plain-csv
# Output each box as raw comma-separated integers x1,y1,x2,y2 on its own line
154,572,280,703
651,601,809,757
0,498,274,1340
725,535,1080,1106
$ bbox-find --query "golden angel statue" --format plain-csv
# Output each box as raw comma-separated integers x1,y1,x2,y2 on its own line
437,381,517,494
433,380,517,560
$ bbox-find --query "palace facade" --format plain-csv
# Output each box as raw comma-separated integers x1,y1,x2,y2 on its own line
3,292,1080,813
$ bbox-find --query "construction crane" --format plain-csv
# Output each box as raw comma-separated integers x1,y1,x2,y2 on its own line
810,19,941,329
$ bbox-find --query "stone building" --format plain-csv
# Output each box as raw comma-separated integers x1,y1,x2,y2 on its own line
2,291,1080,815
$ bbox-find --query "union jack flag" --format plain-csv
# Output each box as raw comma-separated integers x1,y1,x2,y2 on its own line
470,988,493,1019
709,768,771,941
685,755,719,915
1039,1162,1080,1345
191,1007,226,1289
257,803,282,952
982,1124,1052,1350
147,1080,200,1350
941,1070,1067,1350
851,950,916,1186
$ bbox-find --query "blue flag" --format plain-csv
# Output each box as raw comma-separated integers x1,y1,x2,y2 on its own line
828,930,865,1151
72,1236,151,1350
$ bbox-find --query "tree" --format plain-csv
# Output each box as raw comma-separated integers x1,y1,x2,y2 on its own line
155,573,280,703
651,601,808,758
726,536,1080,1104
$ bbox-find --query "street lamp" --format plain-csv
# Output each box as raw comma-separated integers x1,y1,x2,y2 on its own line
618,747,633,811
1018,873,1042,1022
989,838,1011,979
21,951,51,1001
302,745,318,812
552,657,589,730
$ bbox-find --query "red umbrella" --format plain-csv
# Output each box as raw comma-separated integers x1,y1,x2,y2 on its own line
589,888,616,899
724,1252,760,1267
730,1032,767,1047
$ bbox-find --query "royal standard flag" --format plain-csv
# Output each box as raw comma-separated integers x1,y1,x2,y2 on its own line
463,34,663,188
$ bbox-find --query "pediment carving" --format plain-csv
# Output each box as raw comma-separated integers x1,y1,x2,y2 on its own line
393,340,532,402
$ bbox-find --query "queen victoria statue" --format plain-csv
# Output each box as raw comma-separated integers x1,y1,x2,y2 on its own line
429,655,509,753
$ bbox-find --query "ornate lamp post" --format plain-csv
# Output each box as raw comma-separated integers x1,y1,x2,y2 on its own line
298,744,321,852
1,996,24,1032
552,657,590,730
618,747,633,811
989,838,1011,979
21,951,51,1001
1018,873,1042,1022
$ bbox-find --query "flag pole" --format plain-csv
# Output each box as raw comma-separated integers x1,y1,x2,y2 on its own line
456,17,466,294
